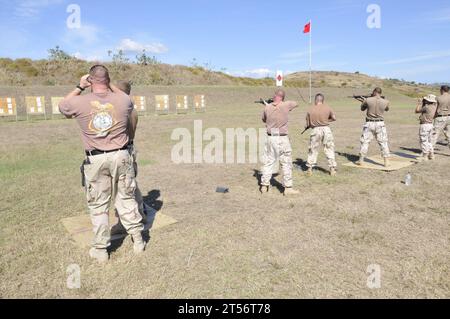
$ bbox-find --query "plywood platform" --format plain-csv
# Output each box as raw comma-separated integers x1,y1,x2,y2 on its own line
62,205,178,248
343,152,418,171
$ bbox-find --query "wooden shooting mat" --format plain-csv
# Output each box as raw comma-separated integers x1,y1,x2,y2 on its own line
0,97,16,116
133,96,146,112
343,152,419,171
25,96,46,114
62,205,178,248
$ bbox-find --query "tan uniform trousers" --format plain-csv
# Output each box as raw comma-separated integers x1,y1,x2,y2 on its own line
419,123,434,156
261,135,293,188
432,116,450,147
359,121,390,158
117,144,145,219
84,150,144,249
307,126,337,169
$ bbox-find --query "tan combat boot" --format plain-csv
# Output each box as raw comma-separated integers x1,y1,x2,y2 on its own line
89,248,109,263
131,232,146,254
416,154,429,162
259,185,270,194
429,153,435,161
306,168,313,176
356,156,365,166
384,157,390,167
330,167,337,176
284,188,300,196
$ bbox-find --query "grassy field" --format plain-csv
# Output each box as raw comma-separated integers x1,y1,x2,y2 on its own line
0,86,449,298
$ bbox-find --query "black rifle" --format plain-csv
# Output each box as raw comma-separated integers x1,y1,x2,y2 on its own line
254,98,274,105
301,126,311,135
348,95,386,101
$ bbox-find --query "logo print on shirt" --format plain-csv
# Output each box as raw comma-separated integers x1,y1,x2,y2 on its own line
89,101,117,137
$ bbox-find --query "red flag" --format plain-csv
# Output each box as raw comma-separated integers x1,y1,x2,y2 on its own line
303,22,311,34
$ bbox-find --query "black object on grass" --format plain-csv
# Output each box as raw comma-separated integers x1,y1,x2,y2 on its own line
216,187,229,193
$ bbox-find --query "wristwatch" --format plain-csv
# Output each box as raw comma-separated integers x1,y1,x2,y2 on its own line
76,85,85,91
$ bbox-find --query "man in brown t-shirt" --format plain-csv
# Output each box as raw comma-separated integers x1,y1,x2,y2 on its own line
305,94,337,176
356,87,391,167
415,94,438,161
59,65,145,262
260,89,299,196
431,85,450,149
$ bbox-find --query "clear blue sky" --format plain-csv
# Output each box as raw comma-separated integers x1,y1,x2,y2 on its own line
1,0,450,83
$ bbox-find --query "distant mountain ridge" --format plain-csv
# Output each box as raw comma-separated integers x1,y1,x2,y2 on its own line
0,57,439,97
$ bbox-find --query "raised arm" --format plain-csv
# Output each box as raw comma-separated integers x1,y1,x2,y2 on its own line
59,74,91,118
415,99,424,114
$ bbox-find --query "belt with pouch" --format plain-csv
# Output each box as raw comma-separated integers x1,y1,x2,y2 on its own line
436,114,449,118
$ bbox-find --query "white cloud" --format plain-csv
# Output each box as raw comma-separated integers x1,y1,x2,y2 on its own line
72,51,106,62
230,68,274,78
117,38,168,54
278,46,335,65
14,0,63,18
380,50,450,65
425,7,450,23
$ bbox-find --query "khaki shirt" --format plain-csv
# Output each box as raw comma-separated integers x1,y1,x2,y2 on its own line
59,91,133,151
436,93,450,116
361,96,390,120
262,101,298,135
419,103,438,124
306,104,336,128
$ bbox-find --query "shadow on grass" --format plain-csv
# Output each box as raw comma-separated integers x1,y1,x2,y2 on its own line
399,147,421,154
294,158,329,174
109,189,164,253
336,151,359,162
252,169,284,193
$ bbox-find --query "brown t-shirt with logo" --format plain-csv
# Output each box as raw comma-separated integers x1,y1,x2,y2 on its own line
419,103,438,124
262,101,298,135
59,91,133,151
306,104,336,128
436,93,450,116
361,96,390,120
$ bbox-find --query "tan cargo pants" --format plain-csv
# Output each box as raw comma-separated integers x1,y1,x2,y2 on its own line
119,144,145,219
260,136,293,188
307,126,337,169
419,123,434,156
359,121,390,158
431,116,450,147
84,150,144,249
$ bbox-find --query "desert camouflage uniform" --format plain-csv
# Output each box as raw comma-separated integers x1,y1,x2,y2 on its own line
307,126,337,169
360,122,390,158
419,124,434,156
431,116,450,147
261,135,293,188
432,93,450,146
84,149,143,249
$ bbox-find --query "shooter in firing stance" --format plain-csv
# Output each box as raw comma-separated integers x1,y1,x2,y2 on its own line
59,65,145,263
354,87,391,167
260,89,300,196
305,93,337,176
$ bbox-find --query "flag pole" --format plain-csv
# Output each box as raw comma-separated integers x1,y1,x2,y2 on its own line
309,19,312,103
